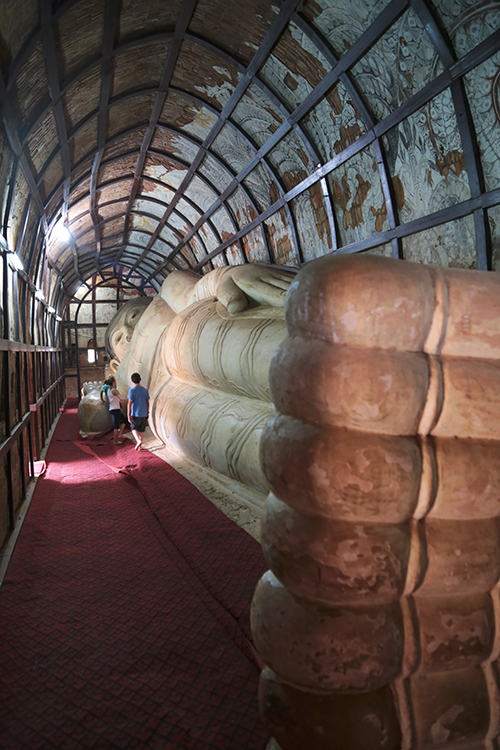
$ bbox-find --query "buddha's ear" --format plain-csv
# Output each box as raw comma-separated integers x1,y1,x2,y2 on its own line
109,358,120,373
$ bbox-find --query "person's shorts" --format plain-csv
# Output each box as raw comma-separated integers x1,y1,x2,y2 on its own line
130,416,147,433
110,409,128,430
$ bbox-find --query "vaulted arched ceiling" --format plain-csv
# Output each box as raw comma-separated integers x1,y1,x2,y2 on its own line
1,0,500,313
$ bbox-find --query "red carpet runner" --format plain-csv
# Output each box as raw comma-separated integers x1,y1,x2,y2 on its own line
0,400,269,749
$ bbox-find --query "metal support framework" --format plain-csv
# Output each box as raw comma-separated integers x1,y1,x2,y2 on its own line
53,172,222,270
0,76,48,237
40,0,87,288
40,100,280,270
292,11,402,258
115,0,201,275
2,154,17,240
0,0,498,367
70,146,240,245
35,70,322,228
132,0,304,278
52,165,237,269
6,14,406,282
91,0,120,279
143,0,410,279
69,189,208,254
144,22,500,278
2,0,498,294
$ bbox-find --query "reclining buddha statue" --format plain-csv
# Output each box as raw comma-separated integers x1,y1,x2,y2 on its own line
108,264,295,499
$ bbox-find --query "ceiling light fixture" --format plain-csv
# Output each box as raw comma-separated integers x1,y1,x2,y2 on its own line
52,219,71,244
35,290,45,301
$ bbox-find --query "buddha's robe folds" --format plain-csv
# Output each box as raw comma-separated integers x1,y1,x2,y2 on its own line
114,266,292,495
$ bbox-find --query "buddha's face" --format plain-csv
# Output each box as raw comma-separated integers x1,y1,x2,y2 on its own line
105,297,151,371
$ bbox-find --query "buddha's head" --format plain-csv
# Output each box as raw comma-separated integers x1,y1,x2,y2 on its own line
105,297,151,373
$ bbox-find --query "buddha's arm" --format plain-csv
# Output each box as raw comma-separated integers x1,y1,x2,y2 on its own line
159,270,206,313
217,265,295,312
160,265,296,314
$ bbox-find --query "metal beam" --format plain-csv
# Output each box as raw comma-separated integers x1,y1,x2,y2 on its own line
61,152,237,260
39,105,279,266
91,0,120,279
68,192,204,255
0,75,47,233
116,0,200,274
40,0,88,290
132,0,303,277
198,185,500,269
144,0,409,278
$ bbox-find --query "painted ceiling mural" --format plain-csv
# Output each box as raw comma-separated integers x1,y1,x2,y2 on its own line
0,0,499,323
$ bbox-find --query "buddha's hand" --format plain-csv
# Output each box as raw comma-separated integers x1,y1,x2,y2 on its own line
217,265,296,313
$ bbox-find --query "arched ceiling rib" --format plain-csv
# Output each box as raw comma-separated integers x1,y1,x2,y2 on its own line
1,0,500,307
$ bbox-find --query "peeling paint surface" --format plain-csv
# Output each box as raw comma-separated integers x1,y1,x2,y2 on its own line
268,130,314,192
465,51,500,192
292,187,332,261
329,144,388,246
184,174,219,213
386,88,470,226
212,125,257,175
302,84,367,164
402,215,476,269
242,227,268,263
302,0,393,57
198,153,233,194
265,209,297,266
211,206,236,239
133,198,168,220
232,84,285,148
243,163,275,212
144,160,187,190
351,8,438,123
0,0,498,301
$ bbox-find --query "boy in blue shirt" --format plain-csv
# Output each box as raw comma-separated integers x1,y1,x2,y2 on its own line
127,372,150,451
